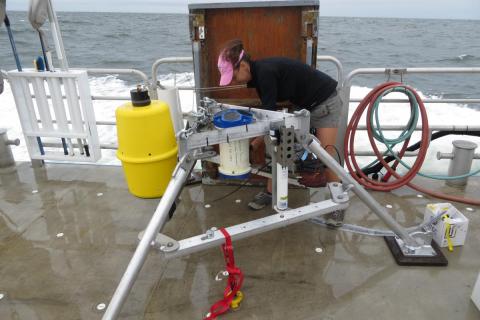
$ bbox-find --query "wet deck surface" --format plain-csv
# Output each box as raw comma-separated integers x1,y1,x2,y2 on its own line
0,162,479,319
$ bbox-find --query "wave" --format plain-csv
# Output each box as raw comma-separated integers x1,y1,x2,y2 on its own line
438,54,480,62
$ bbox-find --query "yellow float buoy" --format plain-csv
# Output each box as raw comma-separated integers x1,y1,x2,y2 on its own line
116,86,178,198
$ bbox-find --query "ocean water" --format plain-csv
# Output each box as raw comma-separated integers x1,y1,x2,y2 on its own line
1,12,479,174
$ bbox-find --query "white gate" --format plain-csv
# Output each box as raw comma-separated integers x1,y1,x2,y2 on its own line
7,69,101,162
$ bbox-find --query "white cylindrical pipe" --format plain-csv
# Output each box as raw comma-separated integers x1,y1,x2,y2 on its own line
218,139,250,179
156,88,184,135
276,163,288,210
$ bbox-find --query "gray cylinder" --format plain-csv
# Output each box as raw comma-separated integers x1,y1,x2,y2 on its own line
446,140,478,187
0,129,18,169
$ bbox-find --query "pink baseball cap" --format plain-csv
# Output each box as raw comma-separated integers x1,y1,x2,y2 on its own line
218,50,244,86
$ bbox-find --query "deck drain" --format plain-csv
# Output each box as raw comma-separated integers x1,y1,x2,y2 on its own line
56,233,64,238
385,204,393,209
96,303,106,311
315,247,323,254
204,204,211,208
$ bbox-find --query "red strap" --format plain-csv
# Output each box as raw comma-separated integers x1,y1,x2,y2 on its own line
204,228,244,320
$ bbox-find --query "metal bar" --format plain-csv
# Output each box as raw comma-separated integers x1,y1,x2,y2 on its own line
337,67,480,166
186,115,305,151
38,119,116,126
30,153,95,161
99,143,117,150
46,0,69,70
271,136,278,210
346,68,480,81
355,124,480,131
163,200,348,259
306,39,313,66
349,98,480,104
31,93,131,101
253,167,303,186
91,96,130,101
151,57,193,97
4,15,23,71
24,131,87,139
317,55,344,86
169,86,195,91
352,150,418,157
102,158,193,320
192,43,202,104
60,96,479,104
42,142,117,150
305,135,418,247
76,68,149,85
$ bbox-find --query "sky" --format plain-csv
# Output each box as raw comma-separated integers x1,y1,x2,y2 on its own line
4,0,480,20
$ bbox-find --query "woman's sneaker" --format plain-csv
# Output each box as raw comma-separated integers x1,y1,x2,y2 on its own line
248,191,272,210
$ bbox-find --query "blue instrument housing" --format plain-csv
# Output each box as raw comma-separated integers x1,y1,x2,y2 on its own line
213,109,254,128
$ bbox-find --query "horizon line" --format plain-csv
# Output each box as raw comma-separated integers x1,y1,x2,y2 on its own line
5,10,480,22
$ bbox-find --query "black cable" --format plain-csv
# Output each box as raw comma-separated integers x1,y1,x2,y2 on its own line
324,144,342,163
361,130,480,176
211,161,272,203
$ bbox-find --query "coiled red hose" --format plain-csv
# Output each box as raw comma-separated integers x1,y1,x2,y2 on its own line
344,82,480,206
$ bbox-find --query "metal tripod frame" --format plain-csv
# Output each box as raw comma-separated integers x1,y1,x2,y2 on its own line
103,102,439,319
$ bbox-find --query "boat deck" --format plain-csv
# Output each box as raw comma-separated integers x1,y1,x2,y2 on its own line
0,162,479,319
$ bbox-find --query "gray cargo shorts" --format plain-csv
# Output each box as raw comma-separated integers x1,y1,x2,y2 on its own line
309,89,343,128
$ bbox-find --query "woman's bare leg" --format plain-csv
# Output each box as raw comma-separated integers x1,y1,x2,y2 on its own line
315,127,340,182
267,177,272,193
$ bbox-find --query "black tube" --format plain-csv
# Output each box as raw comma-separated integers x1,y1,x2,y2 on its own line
361,130,480,176
4,15,22,71
61,138,68,155
38,31,51,72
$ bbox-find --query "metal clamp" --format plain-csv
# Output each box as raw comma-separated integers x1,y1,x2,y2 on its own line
201,227,218,241
394,231,436,257
276,126,296,167
327,182,350,204
385,68,407,82
137,231,180,253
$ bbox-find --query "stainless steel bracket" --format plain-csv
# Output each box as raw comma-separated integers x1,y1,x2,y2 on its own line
138,231,180,253
276,126,296,167
327,182,350,204
393,231,437,257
